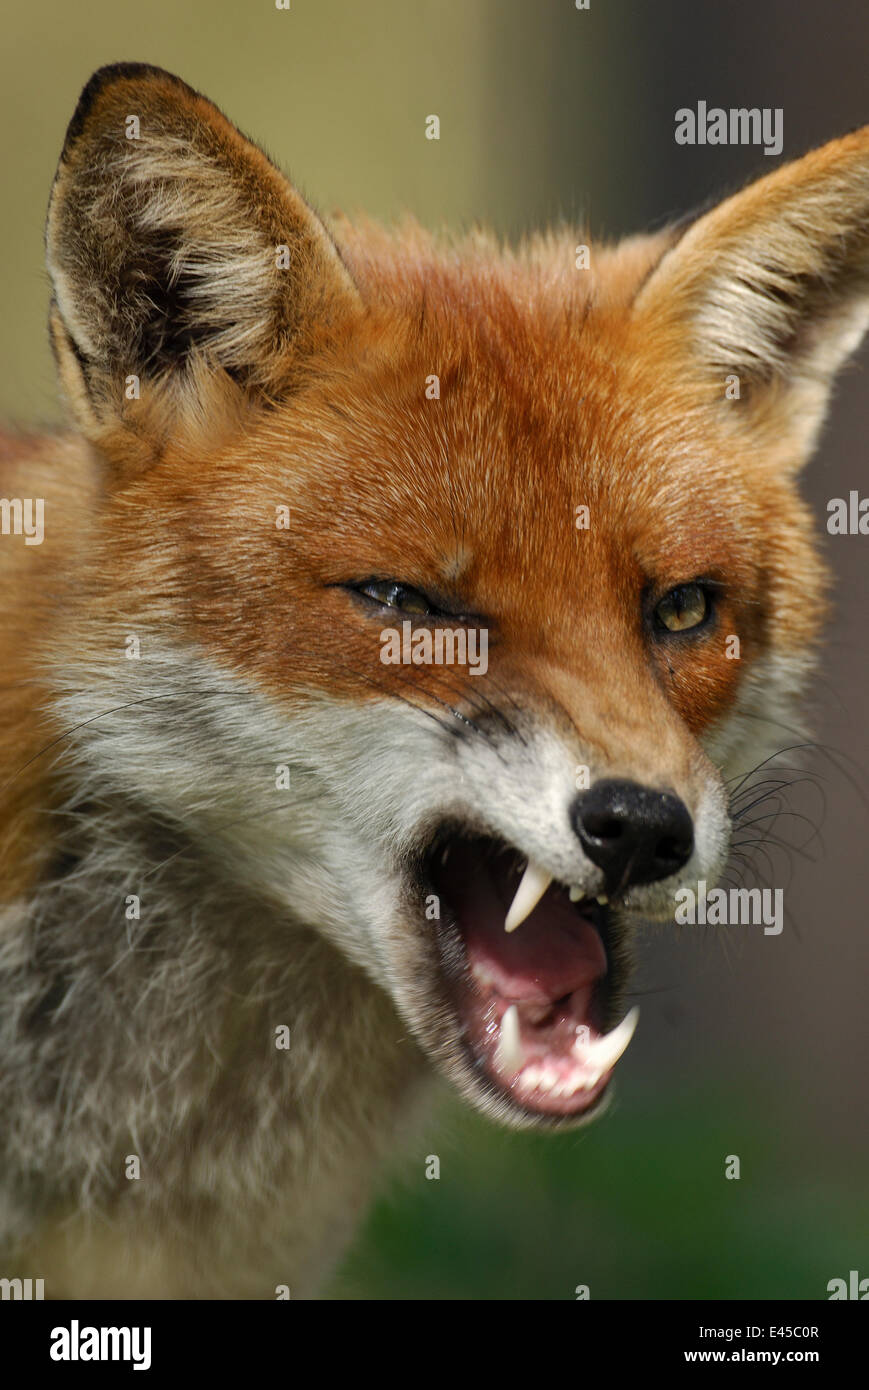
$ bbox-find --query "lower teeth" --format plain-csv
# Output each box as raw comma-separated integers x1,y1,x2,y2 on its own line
497,1007,640,1098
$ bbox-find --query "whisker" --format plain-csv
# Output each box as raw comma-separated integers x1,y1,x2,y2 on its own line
0,690,231,795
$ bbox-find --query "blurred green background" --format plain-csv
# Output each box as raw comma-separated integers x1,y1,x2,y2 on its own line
333,1085,869,1300
2,0,867,1299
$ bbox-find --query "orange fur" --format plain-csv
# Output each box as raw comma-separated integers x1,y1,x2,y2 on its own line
0,64,866,1299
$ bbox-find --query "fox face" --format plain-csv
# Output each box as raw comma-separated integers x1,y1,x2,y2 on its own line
38,64,867,1146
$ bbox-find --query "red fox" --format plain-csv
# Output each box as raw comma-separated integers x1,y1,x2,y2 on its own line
0,63,867,1298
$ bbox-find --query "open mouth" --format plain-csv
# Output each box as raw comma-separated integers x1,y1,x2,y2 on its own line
422,829,637,1120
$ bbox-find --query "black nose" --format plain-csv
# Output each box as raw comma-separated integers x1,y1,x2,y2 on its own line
572,779,694,892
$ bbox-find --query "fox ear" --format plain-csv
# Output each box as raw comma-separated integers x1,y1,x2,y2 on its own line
633,127,869,465
46,63,362,472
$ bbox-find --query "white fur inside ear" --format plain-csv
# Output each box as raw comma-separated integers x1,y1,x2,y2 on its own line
45,72,362,447
633,132,869,459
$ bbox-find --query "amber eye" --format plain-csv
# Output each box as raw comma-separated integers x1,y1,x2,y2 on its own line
654,583,709,633
356,579,436,616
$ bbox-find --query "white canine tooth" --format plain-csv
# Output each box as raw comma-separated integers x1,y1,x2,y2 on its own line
572,1006,639,1072
494,1004,523,1076
505,860,552,933
568,885,583,903
597,893,609,906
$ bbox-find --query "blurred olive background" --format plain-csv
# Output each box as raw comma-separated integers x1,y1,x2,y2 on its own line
2,0,867,1299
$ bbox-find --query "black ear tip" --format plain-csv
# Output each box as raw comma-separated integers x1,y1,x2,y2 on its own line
62,62,192,152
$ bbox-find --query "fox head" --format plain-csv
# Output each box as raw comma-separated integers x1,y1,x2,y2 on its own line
44,64,869,1128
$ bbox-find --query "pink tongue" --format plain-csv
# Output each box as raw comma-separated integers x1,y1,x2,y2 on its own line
445,850,607,1004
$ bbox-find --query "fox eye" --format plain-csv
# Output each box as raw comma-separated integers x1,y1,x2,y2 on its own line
654,583,709,633
355,579,436,616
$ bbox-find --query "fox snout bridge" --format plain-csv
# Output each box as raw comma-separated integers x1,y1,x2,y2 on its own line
572,779,694,892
